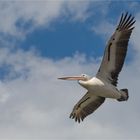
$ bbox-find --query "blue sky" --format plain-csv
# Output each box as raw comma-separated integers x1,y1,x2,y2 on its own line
20,21,103,58
9,1,140,59
0,1,140,139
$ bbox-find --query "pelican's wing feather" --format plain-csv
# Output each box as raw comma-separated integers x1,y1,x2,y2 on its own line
69,92,105,123
96,13,135,86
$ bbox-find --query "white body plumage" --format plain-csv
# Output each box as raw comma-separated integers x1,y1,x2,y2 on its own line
79,77,121,99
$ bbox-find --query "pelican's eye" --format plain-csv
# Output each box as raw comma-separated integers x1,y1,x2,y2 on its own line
82,74,86,77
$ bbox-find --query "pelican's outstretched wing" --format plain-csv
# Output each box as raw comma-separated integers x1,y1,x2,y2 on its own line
70,92,105,123
96,13,135,86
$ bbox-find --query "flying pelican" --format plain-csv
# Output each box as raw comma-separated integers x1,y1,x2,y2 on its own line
58,13,135,123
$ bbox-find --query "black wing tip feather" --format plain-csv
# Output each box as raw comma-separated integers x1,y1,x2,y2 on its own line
69,112,84,123
117,12,136,31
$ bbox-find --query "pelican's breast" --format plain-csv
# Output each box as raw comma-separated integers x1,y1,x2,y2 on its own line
83,77,105,91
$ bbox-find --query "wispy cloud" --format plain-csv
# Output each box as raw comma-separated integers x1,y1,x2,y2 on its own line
0,1,91,39
92,20,115,39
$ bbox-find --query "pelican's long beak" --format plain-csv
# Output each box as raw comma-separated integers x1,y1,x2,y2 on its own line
58,76,85,81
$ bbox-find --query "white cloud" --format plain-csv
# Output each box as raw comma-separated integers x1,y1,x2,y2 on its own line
131,13,140,53
0,1,64,37
0,39,140,139
92,20,115,39
0,1,91,38
0,81,10,103
64,1,91,21
0,1,113,41
0,47,98,139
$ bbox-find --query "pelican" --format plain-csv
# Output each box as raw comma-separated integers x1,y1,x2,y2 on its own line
58,13,135,123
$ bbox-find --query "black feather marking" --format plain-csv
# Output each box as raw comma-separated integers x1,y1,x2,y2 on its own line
77,97,90,108
117,13,135,31
123,14,132,28
108,43,112,61
125,16,134,28
119,12,128,28
126,20,136,29
117,13,124,29
129,27,135,31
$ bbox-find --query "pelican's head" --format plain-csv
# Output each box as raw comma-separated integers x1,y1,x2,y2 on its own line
58,74,91,89
58,74,90,81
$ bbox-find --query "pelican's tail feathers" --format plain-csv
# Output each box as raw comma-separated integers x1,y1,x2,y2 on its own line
117,88,129,102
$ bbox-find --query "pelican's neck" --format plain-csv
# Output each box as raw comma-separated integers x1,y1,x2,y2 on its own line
78,80,89,89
